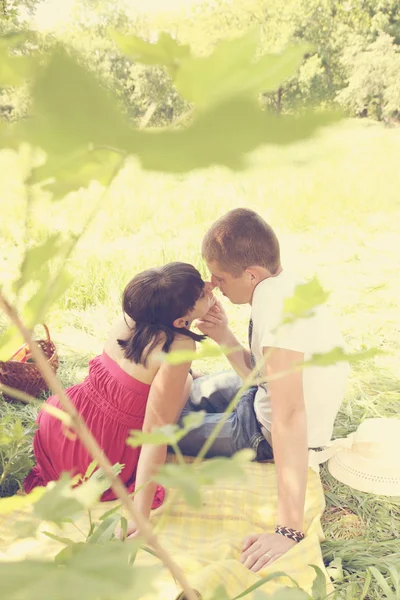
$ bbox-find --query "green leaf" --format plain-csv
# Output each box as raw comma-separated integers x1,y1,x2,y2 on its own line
161,341,237,365
14,46,339,174
303,347,382,368
125,100,340,173
175,29,310,109
23,268,73,327
22,47,130,154
127,424,181,447
181,411,206,431
154,463,203,508
127,412,205,448
326,557,344,583
82,462,124,496
0,541,156,600
199,449,254,484
283,277,330,324
112,30,191,77
84,459,98,481
0,487,45,516
205,585,231,600
33,475,86,524
0,33,36,86
360,569,372,600
28,147,124,201
368,566,397,600
310,565,327,600
99,503,123,521
42,531,75,546
233,572,301,599
155,450,254,508
386,566,400,594
33,468,120,525
88,514,120,544
13,234,62,293
0,325,24,361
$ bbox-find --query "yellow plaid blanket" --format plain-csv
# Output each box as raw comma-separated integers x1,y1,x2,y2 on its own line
1,462,332,599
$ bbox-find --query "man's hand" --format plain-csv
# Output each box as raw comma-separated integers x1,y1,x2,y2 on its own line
240,533,296,572
194,299,229,344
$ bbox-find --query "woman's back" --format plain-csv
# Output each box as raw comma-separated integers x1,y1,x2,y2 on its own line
104,315,161,384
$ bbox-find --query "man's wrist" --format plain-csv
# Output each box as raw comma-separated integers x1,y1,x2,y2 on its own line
214,328,235,347
274,525,305,542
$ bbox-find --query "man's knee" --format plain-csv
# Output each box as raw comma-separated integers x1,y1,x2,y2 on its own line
190,370,242,409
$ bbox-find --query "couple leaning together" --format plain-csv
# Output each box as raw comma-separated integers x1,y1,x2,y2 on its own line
25,208,349,571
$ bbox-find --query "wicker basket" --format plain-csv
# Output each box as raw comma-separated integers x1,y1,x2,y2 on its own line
0,324,59,402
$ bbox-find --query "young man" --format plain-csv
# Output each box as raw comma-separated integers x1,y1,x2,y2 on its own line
178,208,349,571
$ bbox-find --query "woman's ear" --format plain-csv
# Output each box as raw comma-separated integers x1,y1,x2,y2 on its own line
173,317,189,329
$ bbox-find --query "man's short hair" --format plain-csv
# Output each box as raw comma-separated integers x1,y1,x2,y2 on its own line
202,208,281,277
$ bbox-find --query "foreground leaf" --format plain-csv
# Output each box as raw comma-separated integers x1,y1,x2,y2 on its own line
175,29,310,109
303,347,382,368
33,475,85,524
0,487,45,516
310,565,327,600
161,341,238,365
154,450,254,508
283,277,330,324
21,47,130,153
13,235,63,293
0,541,156,600
28,147,124,201
112,30,191,78
233,571,301,599
125,101,340,173
127,412,205,448
155,463,203,508
23,268,74,327
33,467,122,525
0,324,25,361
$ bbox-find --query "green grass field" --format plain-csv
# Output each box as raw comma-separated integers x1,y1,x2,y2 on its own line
1,118,400,598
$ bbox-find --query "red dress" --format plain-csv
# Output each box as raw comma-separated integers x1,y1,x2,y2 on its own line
24,352,165,506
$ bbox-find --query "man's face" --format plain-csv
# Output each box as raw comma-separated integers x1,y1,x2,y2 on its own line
206,260,253,305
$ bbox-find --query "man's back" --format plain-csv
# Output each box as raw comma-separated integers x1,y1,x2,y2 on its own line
251,270,349,448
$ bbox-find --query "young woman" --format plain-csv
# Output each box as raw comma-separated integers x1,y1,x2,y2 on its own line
24,262,214,524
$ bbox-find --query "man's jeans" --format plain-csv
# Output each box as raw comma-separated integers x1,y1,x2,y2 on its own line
178,371,273,461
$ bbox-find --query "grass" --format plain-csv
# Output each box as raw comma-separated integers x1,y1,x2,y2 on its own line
1,118,400,598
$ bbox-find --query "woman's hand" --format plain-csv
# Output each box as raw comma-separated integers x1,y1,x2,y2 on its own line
115,519,139,541
194,299,230,344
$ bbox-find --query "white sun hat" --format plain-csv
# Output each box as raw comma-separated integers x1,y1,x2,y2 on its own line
309,418,400,496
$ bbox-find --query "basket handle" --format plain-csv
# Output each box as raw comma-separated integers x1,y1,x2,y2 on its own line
9,324,51,361
41,324,51,343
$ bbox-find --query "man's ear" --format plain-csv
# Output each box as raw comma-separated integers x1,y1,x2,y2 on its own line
246,266,269,284
245,267,258,284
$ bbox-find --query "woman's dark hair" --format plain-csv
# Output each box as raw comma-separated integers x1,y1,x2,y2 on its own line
118,262,206,366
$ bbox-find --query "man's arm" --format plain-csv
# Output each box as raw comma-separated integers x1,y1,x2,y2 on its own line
195,300,252,378
267,347,308,530
240,346,308,571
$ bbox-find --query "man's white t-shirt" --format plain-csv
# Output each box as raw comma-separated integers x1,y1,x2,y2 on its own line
251,270,349,449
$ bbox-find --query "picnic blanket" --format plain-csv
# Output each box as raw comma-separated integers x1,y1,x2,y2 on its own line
1,462,332,599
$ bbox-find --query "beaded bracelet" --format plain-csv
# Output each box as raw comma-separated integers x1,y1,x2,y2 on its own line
275,525,305,543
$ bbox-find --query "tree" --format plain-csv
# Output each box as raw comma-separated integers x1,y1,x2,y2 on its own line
337,32,400,121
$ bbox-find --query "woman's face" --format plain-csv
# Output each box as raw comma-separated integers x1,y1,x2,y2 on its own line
190,282,215,320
